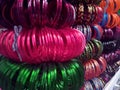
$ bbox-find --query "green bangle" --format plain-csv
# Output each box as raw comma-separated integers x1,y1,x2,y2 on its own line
92,39,103,58
0,56,84,90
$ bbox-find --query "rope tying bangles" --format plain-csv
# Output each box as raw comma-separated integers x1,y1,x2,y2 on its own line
12,26,22,61
0,27,86,64
0,56,84,90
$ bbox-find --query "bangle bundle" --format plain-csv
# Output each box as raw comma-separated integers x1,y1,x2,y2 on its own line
100,0,120,13
81,78,105,90
114,26,120,40
102,40,117,53
66,0,102,5
100,14,120,28
0,27,86,64
75,4,102,25
75,24,103,41
93,6,104,24
74,25,92,42
106,63,119,73
79,39,103,62
0,57,84,90
101,28,114,40
0,0,75,29
92,24,103,40
84,57,107,80
102,49,120,64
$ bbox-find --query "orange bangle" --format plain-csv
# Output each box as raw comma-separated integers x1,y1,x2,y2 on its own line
111,14,119,28
114,14,120,26
106,14,111,27
106,14,114,28
117,16,120,26
114,0,120,12
99,0,106,10
109,0,114,13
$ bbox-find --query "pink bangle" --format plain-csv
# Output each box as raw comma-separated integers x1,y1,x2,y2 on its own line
0,27,86,64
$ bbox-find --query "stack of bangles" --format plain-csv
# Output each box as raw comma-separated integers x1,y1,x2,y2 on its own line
74,25,92,42
75,4,103,25
79,39,103,62
102,40,117,53
74,24,103,41
101,28,114,40
0,27,86,64
0,0,75,28
106,63,120,73
80,77,105,90
102,49,120,64
84,57,107,80
0,56,84,90
100,13,120,28
100,0,120,13
91,24,103,40
114,26,120,40
66,0,102,5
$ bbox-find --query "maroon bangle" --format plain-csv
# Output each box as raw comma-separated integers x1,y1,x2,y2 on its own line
2,4,13,27
47,0,62,27
41,0,48,26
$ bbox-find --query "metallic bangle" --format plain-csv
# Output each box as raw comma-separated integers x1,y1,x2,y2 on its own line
0,57,84,90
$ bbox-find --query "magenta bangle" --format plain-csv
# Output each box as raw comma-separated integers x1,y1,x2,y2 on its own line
94,6,103,24
0,27,86,64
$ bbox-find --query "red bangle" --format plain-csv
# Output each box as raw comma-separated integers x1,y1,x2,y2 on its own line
89,60,96,79
4,31,15,59
0,31,8,55
98,57,107,73
91,59,101,77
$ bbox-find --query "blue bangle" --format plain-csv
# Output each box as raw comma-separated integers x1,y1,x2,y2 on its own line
93,25,101,40
100,13,108,27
